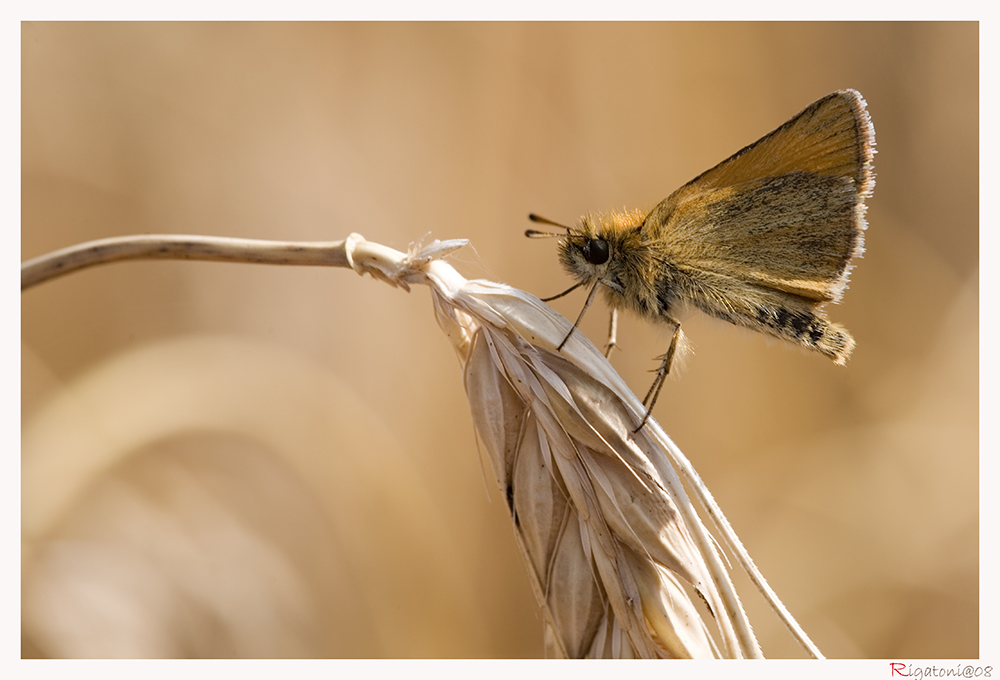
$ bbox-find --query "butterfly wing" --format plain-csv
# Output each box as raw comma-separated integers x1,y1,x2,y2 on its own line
647,89,875,304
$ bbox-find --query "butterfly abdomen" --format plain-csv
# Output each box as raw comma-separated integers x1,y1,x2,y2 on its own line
753,304,855,364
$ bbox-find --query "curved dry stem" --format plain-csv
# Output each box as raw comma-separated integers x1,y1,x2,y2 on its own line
21,234,355,290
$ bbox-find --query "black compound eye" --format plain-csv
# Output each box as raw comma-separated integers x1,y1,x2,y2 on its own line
582,238,610,265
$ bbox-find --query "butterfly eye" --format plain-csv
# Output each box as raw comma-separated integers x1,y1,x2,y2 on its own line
582,238,610,265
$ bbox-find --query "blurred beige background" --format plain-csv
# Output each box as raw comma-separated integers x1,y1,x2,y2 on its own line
21,22,978,658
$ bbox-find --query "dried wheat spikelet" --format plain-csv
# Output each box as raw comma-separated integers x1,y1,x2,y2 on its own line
423,254,745,658
22,232,822,658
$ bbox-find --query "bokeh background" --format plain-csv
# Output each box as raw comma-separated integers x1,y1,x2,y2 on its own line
21,22,978,658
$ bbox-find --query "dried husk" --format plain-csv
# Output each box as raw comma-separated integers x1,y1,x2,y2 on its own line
427,270,757,659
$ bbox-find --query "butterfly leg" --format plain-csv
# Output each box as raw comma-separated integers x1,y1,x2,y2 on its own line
557,280,601,351
604,308,618,358
635,316,681,432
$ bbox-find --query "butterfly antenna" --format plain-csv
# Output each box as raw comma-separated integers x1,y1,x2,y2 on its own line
525,213,572,238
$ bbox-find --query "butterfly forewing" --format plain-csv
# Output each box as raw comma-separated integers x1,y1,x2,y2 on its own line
645,89,874,304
